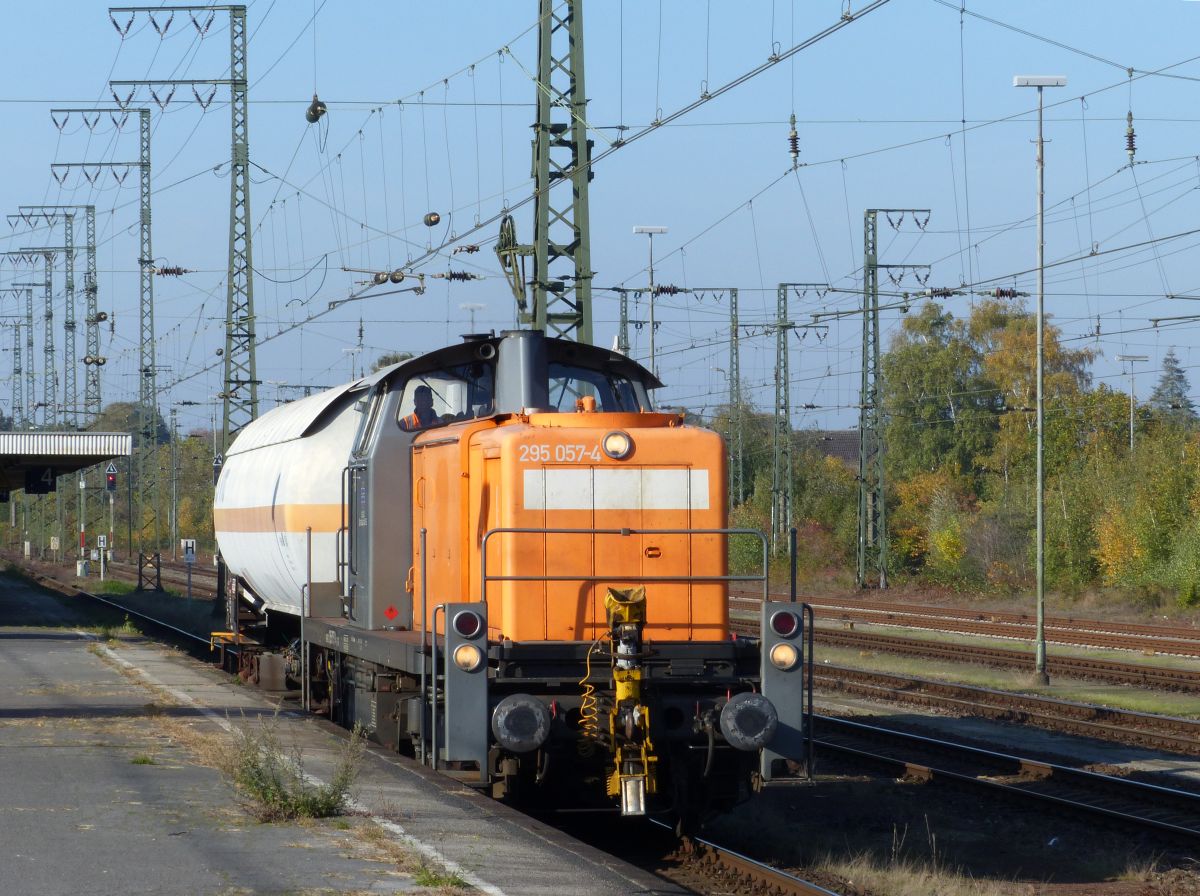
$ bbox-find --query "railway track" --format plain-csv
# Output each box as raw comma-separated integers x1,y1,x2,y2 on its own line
731,591,1200,656
107,557,219,598
815,715,1200,841
813,626,1200,692
647,821,842,896
816,664,1200,756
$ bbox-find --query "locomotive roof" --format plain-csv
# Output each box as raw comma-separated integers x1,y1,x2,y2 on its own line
369,330,663,391
227,330,661,456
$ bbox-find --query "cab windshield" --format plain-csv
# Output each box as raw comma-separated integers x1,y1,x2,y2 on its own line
546,362,644,412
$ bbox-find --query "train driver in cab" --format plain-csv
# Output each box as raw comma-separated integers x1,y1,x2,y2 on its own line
400,384,438,430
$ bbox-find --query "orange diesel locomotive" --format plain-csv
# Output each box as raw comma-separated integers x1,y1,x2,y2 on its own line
214,329,809,821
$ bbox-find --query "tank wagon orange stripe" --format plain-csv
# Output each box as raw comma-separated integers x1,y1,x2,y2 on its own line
213,504,344,534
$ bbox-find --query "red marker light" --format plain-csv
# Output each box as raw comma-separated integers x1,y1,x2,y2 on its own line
769,610,799,638
452,610,483,639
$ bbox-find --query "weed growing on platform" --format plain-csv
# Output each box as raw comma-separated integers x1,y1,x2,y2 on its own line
93,615,140,644
130,755,155,765
223,714,364,821
414,865,467,889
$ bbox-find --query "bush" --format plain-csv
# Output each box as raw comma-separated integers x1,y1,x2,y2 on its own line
223,715,364,821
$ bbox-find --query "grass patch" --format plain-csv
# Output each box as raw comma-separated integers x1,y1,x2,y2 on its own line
813,849,1025,896
219,714,365,822
93,615,141,644
95,579,136,596
130,755,155,765
414,865,468,889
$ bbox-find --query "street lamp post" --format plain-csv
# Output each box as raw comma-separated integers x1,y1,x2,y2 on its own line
1015,74,1066,687
633,226,668,378
1116,354,1149,451
459,302,486,332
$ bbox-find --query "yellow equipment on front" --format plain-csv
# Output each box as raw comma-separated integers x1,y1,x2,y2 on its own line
603,586,657,815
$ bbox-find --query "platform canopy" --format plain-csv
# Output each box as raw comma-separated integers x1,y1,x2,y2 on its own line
0,432,133,496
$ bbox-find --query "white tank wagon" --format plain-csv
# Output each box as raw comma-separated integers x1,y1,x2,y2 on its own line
214,376,375,617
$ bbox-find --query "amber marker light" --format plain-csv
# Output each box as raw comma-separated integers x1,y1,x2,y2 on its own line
769,642,799,671
453,643,485,672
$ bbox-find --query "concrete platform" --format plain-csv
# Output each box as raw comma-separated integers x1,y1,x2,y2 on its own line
0,573,686,895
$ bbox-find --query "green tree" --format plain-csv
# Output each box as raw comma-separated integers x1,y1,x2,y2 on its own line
371,351,414,373
88,401,170,448
1146,348,1196,427
881,301,998,483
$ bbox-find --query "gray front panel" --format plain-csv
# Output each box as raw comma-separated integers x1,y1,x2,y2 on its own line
759,601,806,780
441,602,489,780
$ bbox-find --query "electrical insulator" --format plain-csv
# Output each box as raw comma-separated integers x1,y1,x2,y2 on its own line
993,288,1018,299
926,287,955,298
389,270,405,284
431,270,480,282
1126,110,1136,163
423,212,441,227
788,112,799,168
154,266,190,276
305,93,327,124
372,271,389,285
452,244,480,255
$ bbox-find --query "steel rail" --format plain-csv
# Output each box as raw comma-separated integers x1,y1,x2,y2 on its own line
732,590,1200,643
809,626,1200,692
815,665,1200,755
647,818,843,896
815,715,1200,840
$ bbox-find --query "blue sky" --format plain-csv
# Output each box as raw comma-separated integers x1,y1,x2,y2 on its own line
4,1,1200,434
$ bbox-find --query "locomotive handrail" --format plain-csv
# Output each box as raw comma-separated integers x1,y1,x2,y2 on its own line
336,465,349,588
479,526,769,604
418,527,428,765
430,603,446,772
803,602,815,778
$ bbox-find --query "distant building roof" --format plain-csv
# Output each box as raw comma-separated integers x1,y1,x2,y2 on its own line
796,429,858,466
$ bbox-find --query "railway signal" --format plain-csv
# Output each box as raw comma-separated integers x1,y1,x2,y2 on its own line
105,462,117,492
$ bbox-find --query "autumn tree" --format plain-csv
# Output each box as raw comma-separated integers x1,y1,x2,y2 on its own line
1146,348,1196,428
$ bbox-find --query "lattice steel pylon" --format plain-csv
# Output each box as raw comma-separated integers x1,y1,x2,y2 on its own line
9,324,21,428
38,254,56,429
771,283,829,554
10,209,82,428
495,0,593,344
51,107,158,545
110,3,257,452
857,209,930,589
0,285,31,428
16,206,101,425
728,287,742,506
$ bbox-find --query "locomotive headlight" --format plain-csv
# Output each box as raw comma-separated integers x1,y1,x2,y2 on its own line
602,430,633,460
769,641,800,671
452,643,485,673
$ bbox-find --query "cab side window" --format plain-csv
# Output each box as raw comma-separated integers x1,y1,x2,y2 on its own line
396,362,495,431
